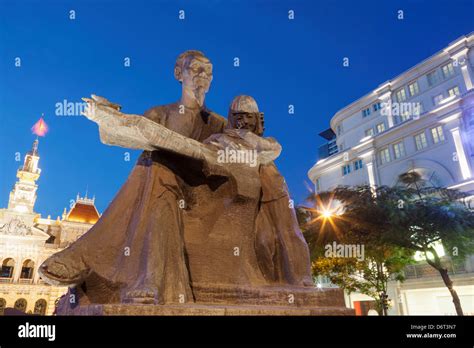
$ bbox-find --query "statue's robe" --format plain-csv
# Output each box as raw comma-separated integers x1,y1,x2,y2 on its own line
189,131,313,289
255,163,313,286
42,103,226,305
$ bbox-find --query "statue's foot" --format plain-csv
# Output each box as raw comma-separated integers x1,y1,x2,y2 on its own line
123,286,158,304
38,255,90,286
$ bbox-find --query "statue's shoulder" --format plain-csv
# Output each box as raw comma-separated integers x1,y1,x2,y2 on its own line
207,110,227,131
143,103,177,125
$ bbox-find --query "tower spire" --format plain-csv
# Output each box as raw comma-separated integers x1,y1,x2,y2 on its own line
8,137,42,213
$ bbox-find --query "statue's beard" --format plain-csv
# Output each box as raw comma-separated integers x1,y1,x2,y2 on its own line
192,87,206,106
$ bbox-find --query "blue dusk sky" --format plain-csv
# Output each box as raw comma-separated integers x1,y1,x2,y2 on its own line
0,0,473,217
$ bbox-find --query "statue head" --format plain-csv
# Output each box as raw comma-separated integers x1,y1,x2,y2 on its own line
174,50,213,106
227,95,265,136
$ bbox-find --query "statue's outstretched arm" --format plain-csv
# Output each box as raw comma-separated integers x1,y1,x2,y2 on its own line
82,95,216,162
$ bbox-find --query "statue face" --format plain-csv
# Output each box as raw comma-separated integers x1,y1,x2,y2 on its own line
181,55,213,95
231,112,259,134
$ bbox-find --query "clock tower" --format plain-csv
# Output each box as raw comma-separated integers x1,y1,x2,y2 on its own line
8,138,41,214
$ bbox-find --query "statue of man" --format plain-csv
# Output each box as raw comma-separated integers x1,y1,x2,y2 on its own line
39,50,227,305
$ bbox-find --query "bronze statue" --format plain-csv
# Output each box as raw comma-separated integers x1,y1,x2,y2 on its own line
38,51,347,314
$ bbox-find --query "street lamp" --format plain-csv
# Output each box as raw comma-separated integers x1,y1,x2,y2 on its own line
321,210,333,219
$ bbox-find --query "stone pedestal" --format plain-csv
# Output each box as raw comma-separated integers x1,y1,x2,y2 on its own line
57,285,354,316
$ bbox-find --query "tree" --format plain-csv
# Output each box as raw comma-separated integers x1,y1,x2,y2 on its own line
300,186,414,315
386,172,474,316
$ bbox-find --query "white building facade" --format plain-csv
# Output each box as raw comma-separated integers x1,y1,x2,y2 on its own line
308,33,474,315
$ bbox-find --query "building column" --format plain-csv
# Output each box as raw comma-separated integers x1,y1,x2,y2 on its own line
461,65,474,91
452,49,474,91
450,127,472,180
12,261,22,282
33,260,41,284
366,161,377,188
380,91,394,128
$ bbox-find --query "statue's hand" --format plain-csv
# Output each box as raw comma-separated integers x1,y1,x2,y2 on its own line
81,94,122,124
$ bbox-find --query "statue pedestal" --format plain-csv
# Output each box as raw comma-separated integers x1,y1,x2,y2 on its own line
57,303,354,316
57,285,354,316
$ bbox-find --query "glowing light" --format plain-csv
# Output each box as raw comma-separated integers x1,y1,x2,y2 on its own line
321,210,333,219
32,117,48,137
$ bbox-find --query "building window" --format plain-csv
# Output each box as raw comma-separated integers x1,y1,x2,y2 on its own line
400,109,411,122
395,88,407,102
14,298,27,313
354,159,363,171
431,126,445,144
415,132,428,151
362,107,371,118
365,128,374,137
408,81,419,97
448,86,460,97
442,62,455,79
34,299,47,315
414,102,423,117
373,102,382,112
20,260,34,279
379,148,391,165
337,124,343,136
342,164,352,176
376,122,385,134
433,94,444,106
393,141,406,160
0,298,5,315
315,178,321,193
427,70,440,86
1,258,15,278
328,139,338,156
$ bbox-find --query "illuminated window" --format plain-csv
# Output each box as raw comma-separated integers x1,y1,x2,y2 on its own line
442,62,455,79
413,102,423,117
408,81,419,96
431,126,445,144
415,132,428,151
400,109,411,122
433,94,444,106
448,86,460,97
393,142,405,159
395,88,407,102
379,148,391,165
365,128,374,137
376,122,385,134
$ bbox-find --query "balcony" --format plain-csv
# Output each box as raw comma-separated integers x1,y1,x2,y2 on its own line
18,278,33,284
401,256,472,280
